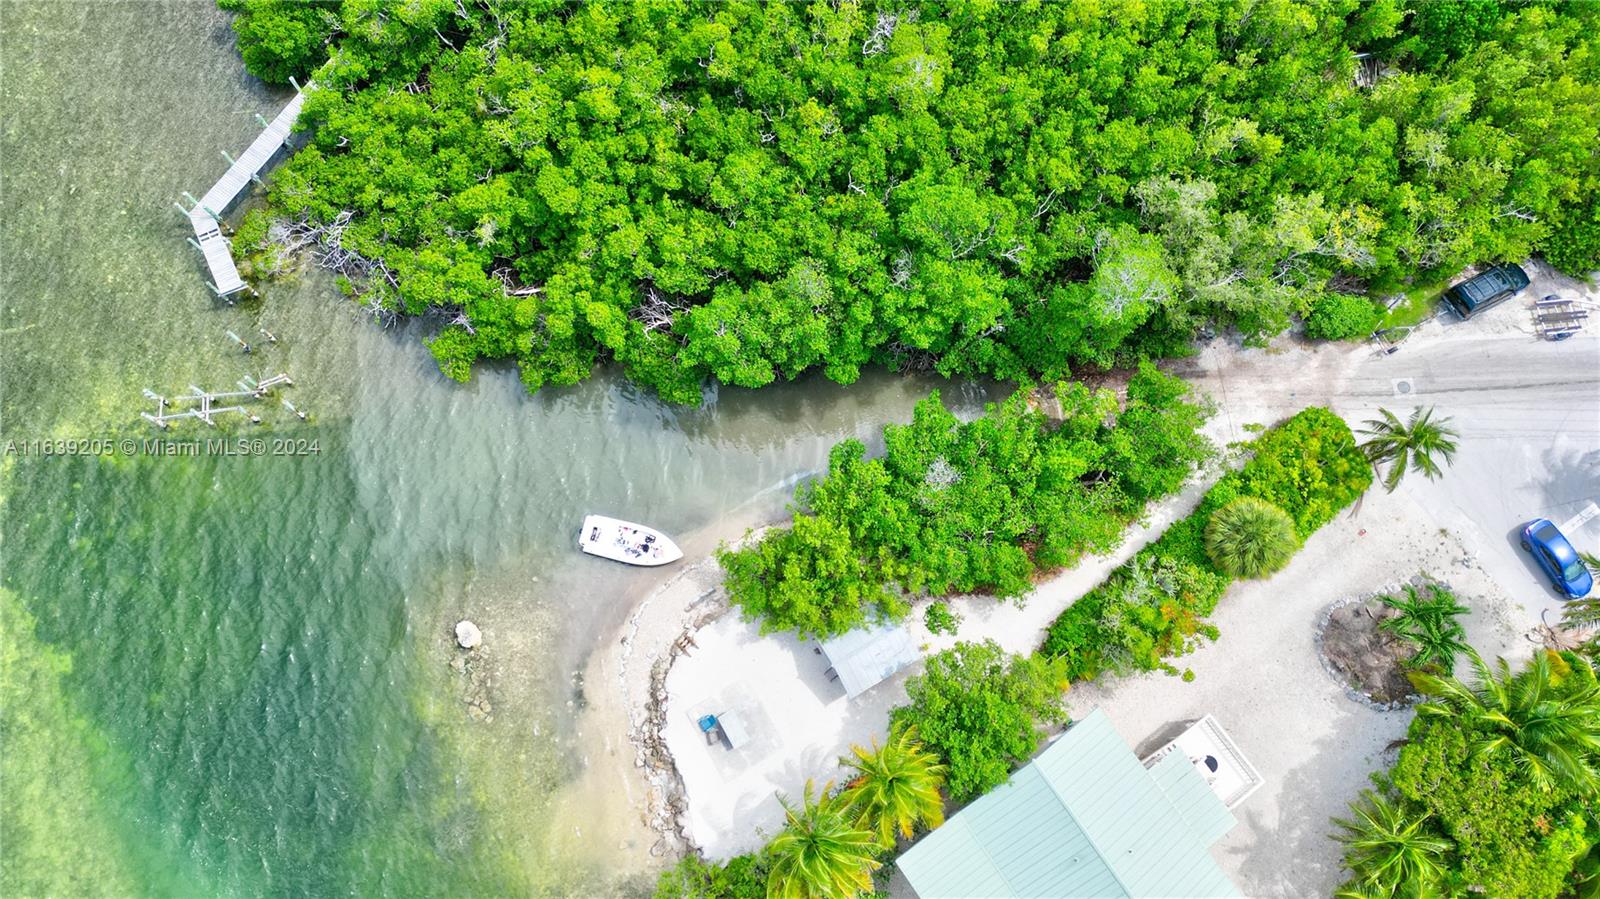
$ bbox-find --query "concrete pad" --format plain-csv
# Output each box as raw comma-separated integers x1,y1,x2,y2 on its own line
665,615,908,857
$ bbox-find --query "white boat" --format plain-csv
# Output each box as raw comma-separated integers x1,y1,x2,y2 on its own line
578,514,684,566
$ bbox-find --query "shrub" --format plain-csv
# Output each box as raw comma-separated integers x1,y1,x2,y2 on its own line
1384,712,1592,898
652,852,768,899
1230,406,1373,537
890,641,1069,801
1304,292,1384,340
1040,551,1227,680
1042,406,1369,680
232,208,273,254
722,375,1212,638
218,0,339,85
1378,581,1470,672
719,514,893,639
1546,194,1600,277
1204,497,1300,578
1334,650,1600,898
922,601,961,636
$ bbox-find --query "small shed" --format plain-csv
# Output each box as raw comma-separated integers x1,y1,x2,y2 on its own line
819,622,921,699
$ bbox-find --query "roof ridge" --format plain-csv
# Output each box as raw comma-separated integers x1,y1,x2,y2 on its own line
1033,712,1135,899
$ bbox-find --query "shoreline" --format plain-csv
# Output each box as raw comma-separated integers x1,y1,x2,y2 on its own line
559,282,1596,881
556,523,774,878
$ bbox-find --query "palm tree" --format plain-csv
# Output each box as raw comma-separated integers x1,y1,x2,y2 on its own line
1359,406,1459,493
1564,554,1600,632
1379,583,1471,672
1331,789,1450,899
766,781,881,899
839,726,947,846
1203,496,1300,578
1410,649,1600,795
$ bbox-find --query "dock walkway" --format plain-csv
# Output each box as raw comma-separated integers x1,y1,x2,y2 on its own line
180,86,308,297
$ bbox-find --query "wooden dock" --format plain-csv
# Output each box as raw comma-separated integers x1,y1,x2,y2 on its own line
178,85,309,298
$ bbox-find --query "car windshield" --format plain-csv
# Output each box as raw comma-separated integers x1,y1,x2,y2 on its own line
1564,561,1589,582
1534,524,1562,543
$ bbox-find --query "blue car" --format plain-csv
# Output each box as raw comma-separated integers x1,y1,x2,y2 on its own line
1521,519,1594,599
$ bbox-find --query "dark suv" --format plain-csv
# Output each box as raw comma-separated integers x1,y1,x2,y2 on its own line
1443,263,1530,319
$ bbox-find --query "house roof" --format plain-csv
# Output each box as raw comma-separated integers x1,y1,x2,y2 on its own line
819,622,920,698
1147,752,1237,848
897,709,1242,899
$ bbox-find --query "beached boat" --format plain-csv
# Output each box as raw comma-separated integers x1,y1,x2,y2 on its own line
578,515,684,567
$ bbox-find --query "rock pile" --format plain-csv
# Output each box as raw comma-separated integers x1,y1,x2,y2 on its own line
630,587,725,859
1314,582,1436,711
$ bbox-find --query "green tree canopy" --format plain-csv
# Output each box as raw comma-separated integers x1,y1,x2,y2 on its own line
889,641,1069,802
234,0,1600,399
720,370,1211,638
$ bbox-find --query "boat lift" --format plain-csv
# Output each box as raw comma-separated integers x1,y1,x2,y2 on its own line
140,373,295,428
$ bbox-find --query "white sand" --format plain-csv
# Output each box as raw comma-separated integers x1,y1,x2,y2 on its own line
601,262,1598,891
1069,486,1527,897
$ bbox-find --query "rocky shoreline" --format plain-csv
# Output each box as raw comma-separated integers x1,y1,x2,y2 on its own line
612,552,737,860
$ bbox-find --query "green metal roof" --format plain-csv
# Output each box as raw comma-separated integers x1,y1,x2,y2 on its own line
1148,750,1237,849
898,709,1241,899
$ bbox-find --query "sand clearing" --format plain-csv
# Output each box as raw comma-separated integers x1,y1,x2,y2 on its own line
579,262,1597,893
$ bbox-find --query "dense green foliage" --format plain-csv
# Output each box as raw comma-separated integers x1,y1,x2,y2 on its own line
1412,649,1600,797
654,853,769,899
721,365,1210,638
1304,292,1383,341
1377,581,1470,672
1203,497,1300,579
1544,194,1600,275
1336,650,1600,899
889,641,1069,802
839,727,946,847
219,0,339,85
228,0,1600,399
1042,406,1371,680
1359,406,1459,493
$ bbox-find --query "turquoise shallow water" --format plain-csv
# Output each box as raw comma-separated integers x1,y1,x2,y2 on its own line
0,4,992,895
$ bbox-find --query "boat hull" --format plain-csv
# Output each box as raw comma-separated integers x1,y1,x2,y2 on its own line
578,515,683,566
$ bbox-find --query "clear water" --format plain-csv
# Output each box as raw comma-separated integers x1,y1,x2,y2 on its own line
0,4,993,895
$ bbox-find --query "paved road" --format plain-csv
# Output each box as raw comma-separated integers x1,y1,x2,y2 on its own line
1177,263,1599,624
1357,327,1598,623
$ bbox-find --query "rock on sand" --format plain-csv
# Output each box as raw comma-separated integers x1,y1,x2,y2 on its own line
455,620,483,649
